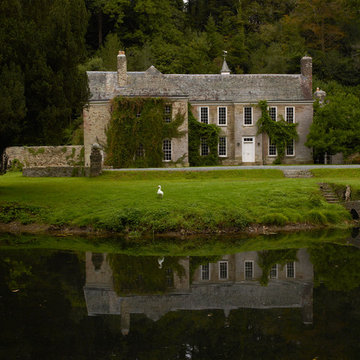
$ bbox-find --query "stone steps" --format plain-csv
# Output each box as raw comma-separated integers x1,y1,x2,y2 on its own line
319,183,340,204
283,170,313,178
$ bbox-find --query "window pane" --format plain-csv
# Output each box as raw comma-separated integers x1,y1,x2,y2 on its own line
244,107,252,125
243,137,253,143
136,144,145,158
286,139,294,156
268,138,277,156
245,261,253,280
218,107,227,125
286,107,294,123
201,264,210,280
219,261,228,279
218,136,227,156
270,264,277,279
201,138,209,156
163,139,171,161
269,107,276,121
164,105,171,123
200,107,209,124
286,262,295,278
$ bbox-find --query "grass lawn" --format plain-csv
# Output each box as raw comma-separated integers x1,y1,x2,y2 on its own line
0,169,358,234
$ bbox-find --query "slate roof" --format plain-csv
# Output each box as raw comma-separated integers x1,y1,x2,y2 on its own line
87,67,312,103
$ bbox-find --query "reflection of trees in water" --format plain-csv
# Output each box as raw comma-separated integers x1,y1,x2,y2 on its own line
107,254,186,296
309,244,360,291
257,249,298,286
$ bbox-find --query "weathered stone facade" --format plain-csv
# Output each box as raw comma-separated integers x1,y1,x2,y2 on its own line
85,52,314,167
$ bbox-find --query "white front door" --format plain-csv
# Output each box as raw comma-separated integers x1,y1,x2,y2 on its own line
242,137,255,162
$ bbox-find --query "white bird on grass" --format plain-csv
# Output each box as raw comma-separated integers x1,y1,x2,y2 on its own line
157,185,164,198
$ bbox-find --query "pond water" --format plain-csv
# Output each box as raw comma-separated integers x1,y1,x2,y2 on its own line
1,232,360,359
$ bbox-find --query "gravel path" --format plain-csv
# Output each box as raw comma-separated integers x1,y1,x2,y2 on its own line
106,164,360,172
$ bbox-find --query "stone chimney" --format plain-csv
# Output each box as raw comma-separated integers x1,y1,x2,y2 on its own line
300,56,312,99
117,50,127,87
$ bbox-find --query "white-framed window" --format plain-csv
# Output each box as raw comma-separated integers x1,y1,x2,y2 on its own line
286,139,295,156
243,107,253,125
164,105,172,123
201,264,210,280
217,107,227,125
200,107,209,124
268,138,277,156
269,106,277,121
219,261,228,280
244,260,254,280
285,107,295,123
200,138,209,156
270,264,278,279
163,139,171,161
286,262,295,278
218,136,227,157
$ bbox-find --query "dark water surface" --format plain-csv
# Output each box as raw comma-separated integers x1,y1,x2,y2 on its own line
1,233,360,359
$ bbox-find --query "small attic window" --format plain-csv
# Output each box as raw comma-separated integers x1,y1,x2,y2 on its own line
164,105,172,122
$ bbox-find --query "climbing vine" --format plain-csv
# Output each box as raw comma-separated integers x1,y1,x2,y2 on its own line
105,97,185,168
188,105,220,166
257,100,298,164
257,249,298,286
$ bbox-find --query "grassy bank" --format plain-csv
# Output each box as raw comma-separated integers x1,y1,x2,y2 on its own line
0,169,357,235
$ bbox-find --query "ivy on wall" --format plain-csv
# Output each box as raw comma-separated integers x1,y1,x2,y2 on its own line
256,100,298,164
257,249,298,286
105,97,185,168
188,106,220,166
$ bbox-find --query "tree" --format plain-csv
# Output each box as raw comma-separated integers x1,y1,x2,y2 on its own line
0,0,26,161
86,0,129,47
20,0,89,146
306,89,360,159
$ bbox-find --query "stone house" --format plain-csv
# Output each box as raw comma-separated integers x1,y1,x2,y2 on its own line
84,52,314,167
84,249,314,335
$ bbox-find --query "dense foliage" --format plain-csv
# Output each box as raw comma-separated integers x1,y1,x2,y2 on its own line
1,0,360,164
188,107,220,166
306,82,360,160
0,0,89,156
105,97,185,168
256,100,298,164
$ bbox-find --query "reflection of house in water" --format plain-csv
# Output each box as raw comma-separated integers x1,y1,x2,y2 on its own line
84,250,313,335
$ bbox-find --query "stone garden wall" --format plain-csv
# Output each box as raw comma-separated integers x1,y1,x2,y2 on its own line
5,146,84,168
